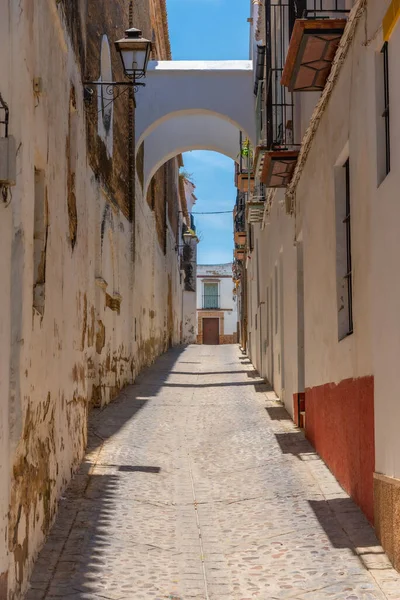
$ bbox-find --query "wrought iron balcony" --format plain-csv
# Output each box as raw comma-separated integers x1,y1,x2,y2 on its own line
234,192,246,230
299,0,349,19
238,131,254,174
282,0,349,92
235,133,255,192
254,0,301,188
234,191,247,244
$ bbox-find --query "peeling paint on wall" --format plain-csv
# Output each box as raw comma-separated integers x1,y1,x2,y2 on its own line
1,0,185,597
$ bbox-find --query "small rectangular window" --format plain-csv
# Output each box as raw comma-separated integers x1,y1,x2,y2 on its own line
376,42,390,183
335,157,353,339
203,282,219,309
382,43,390,176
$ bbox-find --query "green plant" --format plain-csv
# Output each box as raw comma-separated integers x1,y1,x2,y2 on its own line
241,138,253,159
179,168,194,184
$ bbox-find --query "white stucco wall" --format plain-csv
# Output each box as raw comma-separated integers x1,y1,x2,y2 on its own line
367,4,400,479
287,1,400,482
294,8,373,392
246,195,298,414
135,61,256,146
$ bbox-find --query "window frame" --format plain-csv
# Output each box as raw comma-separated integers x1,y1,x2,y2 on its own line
203,281,220,310
381,42,391,177
343,158,353,336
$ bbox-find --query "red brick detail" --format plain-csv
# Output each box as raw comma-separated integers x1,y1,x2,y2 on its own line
293,392,305,427
305,376,375,523
220,335,235,344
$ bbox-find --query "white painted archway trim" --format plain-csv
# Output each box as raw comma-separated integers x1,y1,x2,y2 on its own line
141,114,240,196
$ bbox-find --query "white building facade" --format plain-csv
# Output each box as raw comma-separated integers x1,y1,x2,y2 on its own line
196,264,238,345
236,0,400,573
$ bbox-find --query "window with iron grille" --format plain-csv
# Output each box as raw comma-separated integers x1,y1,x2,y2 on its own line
335,157,353,339
377,42,390,183
203,282,219,309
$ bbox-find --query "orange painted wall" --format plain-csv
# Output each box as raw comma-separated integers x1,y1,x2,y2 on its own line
305,376,375,523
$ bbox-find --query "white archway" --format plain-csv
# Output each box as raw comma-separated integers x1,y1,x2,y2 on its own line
141,113,241,196
135,61,255,147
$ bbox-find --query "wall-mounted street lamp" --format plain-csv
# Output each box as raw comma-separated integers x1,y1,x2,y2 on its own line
84,28,152,101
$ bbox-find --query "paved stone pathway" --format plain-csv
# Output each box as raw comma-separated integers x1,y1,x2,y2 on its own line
27,345,400,600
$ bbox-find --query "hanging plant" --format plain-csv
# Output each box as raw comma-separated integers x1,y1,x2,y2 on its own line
241,138,253,159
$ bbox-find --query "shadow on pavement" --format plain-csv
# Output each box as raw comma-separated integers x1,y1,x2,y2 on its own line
171,370,253,375
274,431,313,456
309,498,381,551
265,406,293,421
26,346,187,600
153,381,264,389
253,381,273,393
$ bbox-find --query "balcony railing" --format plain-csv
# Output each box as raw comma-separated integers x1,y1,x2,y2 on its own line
265,0,300,151
234,191,246,232
238,131,254,174
299,0,350,19
256,80,265,147
203,296,220,310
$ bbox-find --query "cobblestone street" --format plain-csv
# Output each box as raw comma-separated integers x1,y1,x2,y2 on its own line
27,345,400,600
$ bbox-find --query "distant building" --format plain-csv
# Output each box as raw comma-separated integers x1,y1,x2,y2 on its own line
179,176,199,344
196,264,238,344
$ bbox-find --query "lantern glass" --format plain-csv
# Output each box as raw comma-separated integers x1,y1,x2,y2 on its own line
115,28,152,79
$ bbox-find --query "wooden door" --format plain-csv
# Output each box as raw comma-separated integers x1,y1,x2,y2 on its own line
203,318,219,345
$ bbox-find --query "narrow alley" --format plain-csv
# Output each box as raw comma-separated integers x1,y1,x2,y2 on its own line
27,346,400,600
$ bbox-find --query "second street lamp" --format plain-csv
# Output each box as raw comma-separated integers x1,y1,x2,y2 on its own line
83,27,152,100
114,28,152,81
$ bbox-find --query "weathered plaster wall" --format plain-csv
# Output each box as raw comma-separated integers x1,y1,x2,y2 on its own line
0,202,12,599
0,1,12,593
0,0,184,598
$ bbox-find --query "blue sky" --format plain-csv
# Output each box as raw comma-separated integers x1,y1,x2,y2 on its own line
166,0,250,264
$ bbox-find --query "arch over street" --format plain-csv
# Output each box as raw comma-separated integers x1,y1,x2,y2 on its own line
141,113,241,196
135,60,255,185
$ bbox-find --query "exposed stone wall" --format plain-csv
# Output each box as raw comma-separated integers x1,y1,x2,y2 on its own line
84,0,132,219
0,0,184,598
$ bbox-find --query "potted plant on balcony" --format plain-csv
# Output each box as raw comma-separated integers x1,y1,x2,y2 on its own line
236,139,255,192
